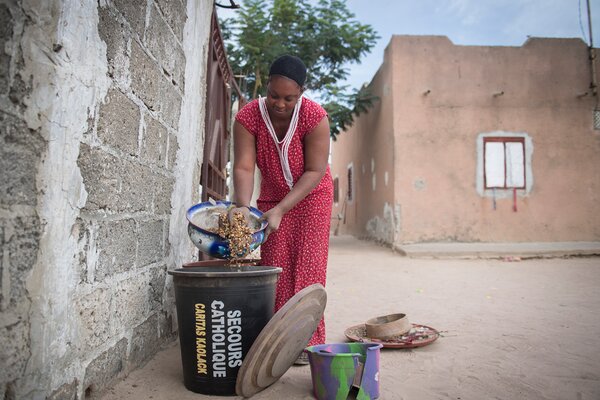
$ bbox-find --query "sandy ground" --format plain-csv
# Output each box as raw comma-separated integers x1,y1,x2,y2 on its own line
101,236,600,400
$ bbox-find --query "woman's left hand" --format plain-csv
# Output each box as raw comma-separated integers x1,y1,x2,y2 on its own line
261,207,284,239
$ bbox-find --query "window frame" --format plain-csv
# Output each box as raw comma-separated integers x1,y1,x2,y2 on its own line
483,136,526,190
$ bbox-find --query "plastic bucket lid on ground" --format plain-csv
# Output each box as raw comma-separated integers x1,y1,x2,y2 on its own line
235,284,327,397
169,265,282,396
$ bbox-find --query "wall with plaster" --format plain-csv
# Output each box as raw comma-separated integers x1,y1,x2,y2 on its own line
331,35,600,245
330,46,397,245
0,0,212,398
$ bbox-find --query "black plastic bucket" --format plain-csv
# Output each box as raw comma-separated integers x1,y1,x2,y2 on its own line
168,265,282,396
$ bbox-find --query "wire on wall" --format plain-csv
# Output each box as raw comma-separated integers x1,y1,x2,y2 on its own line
585,0,597,98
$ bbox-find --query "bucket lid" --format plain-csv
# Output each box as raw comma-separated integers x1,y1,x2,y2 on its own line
168,265,282,278
235,283,327,397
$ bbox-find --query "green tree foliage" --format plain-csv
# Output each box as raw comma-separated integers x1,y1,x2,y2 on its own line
321,84,379,140
219,0,379,139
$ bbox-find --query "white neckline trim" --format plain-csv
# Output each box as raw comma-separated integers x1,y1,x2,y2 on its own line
258,96,303,189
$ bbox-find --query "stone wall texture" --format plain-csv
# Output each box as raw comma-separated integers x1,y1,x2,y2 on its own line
0,0,212,398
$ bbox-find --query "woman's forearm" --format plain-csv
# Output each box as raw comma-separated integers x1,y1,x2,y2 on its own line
233,168,255,207
275,169,326,214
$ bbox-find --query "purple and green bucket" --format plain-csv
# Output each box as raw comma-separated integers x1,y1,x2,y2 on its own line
305,342,383,400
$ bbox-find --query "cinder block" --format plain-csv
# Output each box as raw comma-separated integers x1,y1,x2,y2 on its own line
0,112,45,149
112,276,149,329
83,338,127,395
73,218,91,284
130,40,162,113
158,309,176,340
47,379,78,400
8,72,30,111
145,5,185,87
75,287,111,351
1,383,15,400
137,219,164,267
0,223,4,307
167,132,179,170
78,144,122,212
0,113,45,206
0,144,39,206
0,4,13,41
158,79,182,129
97,88,140,156
141,115,167,167
0,315,30,383
154,0,187,42
147,264,166,311
97,6,129,81
152,174,175,215
128,313,160,366
160,277,177,338
78,143,154,213
130,40,182,129
95,218,136,281
0,4,13,95
112,0,146,39
0,216,41,307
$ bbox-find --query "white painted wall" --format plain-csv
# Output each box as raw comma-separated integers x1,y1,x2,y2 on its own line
22,1,111,395
167,0,213,275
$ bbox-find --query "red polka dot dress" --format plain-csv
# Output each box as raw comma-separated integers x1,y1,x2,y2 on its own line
235,96,333,346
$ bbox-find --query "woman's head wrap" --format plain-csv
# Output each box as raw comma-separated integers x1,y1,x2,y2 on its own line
268,55,307,87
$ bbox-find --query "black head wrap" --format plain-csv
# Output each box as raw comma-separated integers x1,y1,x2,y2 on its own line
268,55,307,87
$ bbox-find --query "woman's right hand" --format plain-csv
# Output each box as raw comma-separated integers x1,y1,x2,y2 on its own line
228,206,251,225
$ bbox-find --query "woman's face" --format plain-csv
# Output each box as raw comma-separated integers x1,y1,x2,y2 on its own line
266,75,303,120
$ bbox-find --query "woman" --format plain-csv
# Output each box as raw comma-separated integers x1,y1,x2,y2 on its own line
230,55,333,360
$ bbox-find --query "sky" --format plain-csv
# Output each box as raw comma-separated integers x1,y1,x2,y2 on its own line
216,0,600,90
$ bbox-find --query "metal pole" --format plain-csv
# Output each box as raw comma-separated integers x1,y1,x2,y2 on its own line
587,0,594,47
586,0,597,96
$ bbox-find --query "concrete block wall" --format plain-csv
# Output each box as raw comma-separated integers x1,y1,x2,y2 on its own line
0,2,47,399
0,0,213,398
